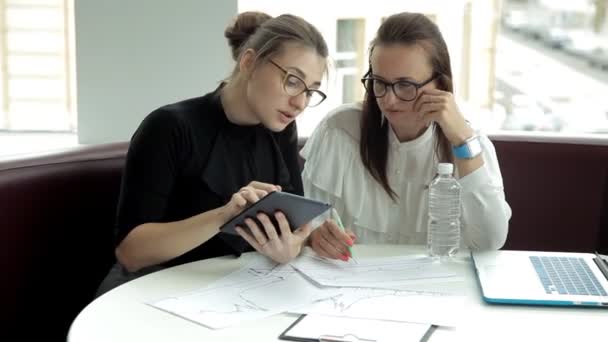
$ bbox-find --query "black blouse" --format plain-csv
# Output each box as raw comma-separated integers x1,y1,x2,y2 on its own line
114,85,304,268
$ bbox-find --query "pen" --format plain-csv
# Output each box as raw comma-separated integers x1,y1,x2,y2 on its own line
332,208,357,264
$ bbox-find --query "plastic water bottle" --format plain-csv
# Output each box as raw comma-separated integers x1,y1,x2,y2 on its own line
427,162,462,258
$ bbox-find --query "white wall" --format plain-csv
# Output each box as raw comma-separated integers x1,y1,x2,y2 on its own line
75,0,237,144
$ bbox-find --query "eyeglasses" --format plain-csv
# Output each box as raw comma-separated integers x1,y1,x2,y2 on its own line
361,69,438,102
269,60,327,107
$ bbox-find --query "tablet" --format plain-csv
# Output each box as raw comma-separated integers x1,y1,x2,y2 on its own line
219,191,331,236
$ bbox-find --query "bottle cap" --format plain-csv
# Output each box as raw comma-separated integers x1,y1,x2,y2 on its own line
437,163,454,175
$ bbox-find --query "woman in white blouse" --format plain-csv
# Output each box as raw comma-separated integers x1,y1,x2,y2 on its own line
300,12,511,261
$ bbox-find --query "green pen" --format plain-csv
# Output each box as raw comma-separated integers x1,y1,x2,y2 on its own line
332,208,357,263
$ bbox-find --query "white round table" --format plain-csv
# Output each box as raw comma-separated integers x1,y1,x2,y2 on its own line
68,245,607,341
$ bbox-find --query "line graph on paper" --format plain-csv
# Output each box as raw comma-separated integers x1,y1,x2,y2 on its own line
292,287,465,327
149,256,339,329
290,253,461,288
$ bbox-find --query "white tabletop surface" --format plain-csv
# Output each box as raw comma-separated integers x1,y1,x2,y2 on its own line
68,245,607,342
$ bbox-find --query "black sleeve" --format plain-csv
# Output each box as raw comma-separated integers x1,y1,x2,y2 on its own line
277,121,304,196
114,109,191,245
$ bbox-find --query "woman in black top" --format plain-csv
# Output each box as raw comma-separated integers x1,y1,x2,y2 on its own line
96,11,328,296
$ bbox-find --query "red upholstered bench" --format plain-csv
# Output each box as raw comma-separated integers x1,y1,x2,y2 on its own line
1,143,127,340
490,134,608,253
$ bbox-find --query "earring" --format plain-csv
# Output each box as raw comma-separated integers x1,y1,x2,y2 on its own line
380,112,386,127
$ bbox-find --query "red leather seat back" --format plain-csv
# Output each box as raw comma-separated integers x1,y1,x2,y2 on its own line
493,139,608,252
0,143,127,339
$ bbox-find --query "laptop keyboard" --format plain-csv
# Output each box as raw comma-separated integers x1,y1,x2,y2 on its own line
530,256,607,296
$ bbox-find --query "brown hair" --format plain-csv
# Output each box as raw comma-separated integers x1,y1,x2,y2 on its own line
224,12,328,72
360,12,454,200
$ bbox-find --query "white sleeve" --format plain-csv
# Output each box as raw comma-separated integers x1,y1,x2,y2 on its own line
300,119,350,230
303,179,347,229
458,134,512,250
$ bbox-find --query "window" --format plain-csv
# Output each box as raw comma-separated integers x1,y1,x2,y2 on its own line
335,18,365,104
498,0,608,134
0,0,75,131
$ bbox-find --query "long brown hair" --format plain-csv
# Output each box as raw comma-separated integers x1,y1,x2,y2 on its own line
360,12,454,200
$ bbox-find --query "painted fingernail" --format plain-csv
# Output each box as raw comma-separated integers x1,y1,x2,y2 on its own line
340,255,349,261
346,238,354,246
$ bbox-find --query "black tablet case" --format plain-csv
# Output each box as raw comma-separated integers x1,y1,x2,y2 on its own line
219,192,331,236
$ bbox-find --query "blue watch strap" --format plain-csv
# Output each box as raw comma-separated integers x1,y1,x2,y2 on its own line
452,135,482,159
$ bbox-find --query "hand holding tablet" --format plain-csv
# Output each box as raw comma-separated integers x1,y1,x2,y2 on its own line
220,191,331,236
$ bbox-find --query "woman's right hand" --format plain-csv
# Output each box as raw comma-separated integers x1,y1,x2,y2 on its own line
309,219,357,261
221,181,282,221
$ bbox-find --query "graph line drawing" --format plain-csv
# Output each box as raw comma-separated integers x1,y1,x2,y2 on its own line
149,256,337,329
293,287,465,327
291,254,460,288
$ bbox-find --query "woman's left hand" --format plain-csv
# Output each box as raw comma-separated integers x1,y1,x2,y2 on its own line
414,89,473,145
235,211,312,264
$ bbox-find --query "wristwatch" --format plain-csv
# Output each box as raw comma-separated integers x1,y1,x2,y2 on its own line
452,135,482,159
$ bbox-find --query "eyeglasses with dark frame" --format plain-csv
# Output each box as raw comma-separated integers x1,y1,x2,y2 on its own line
269,60,327,107
360,69,438,102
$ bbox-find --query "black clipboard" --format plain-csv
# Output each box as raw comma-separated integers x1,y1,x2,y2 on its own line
280,315,376,342
279,315,317,342
279,314,437,342
219,192,331,236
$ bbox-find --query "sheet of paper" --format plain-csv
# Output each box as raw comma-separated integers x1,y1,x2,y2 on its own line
290,287,465,327
375,278,468,296
284,314,432,342
148,255,340,329
290,251,462,289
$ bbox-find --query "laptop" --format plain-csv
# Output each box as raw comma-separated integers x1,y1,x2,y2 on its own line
472,250,608,307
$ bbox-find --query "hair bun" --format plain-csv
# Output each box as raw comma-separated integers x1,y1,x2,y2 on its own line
225,11,272,60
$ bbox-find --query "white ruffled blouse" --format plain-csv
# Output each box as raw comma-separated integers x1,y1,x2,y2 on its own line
300,103,511,250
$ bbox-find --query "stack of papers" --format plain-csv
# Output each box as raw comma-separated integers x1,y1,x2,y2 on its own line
148,247,466,333
150,256,339,329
